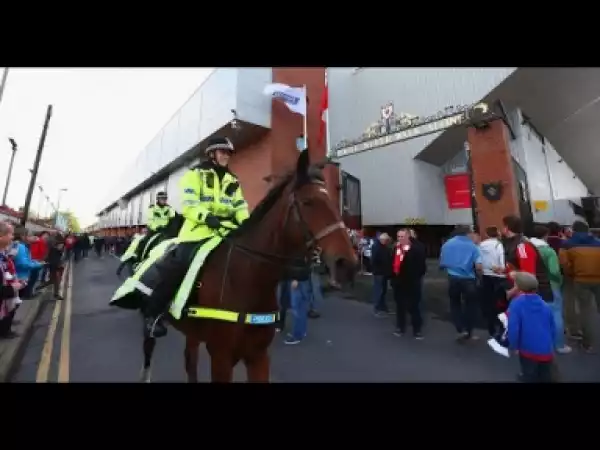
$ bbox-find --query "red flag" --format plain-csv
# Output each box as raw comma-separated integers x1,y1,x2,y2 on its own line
318,71,328,145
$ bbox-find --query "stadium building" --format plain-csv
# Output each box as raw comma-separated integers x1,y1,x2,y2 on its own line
97,68,600,248
96,68,336,234
328,68,599,242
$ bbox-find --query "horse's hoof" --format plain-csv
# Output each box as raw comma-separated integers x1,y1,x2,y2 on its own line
140,368,152,383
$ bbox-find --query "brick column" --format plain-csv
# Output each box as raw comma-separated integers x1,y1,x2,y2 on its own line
468,119,520,235
270,68,340,209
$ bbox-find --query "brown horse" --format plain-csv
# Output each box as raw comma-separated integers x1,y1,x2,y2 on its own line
139,150,357,382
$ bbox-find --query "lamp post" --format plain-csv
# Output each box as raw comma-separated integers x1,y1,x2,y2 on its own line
21,104,53,226
44,194,52,219
55,187,68,228
0,68,9,110
37,185,44,219
2,138,17,206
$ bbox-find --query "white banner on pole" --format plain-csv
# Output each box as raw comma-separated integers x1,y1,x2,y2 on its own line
263,83,307,116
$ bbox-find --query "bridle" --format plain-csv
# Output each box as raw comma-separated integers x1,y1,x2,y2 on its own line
213,176,346,306
219,180,346,270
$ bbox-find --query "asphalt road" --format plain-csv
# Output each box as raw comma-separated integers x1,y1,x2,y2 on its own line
12,255,600,382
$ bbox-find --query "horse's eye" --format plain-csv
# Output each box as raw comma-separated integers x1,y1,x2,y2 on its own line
301,198,314,206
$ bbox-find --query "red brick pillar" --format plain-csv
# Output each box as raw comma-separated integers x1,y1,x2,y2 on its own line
468,119,520,235
270,68,339,209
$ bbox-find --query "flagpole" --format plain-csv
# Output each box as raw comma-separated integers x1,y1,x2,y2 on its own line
324,70,332,158
303,84,308,150
0,68,9,110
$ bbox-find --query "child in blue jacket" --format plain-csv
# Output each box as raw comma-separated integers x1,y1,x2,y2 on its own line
507,271,556,383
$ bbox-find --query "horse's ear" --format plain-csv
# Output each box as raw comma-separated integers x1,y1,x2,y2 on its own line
296,149,310,180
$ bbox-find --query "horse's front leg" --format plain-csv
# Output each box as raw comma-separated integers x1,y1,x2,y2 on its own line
184,337,200,383
244,350,270,383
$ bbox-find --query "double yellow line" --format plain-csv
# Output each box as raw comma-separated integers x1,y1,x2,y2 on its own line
35,262,73,383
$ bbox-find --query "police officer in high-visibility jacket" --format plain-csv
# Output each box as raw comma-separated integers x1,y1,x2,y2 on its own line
135,191,175,260
139,136,250,338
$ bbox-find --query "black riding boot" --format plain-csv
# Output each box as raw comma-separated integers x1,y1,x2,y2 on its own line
135,233,153,260
137,242,197,339
144,295,170,338
116,258,136,276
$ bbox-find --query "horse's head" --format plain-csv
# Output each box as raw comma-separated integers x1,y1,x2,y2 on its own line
281,150,358,280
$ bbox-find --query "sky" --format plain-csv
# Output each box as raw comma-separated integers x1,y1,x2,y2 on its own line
0,67,213,227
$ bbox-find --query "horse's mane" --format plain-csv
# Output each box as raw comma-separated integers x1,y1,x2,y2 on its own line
226,172,295,239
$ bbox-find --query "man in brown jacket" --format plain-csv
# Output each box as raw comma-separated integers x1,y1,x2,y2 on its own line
559,220,600,353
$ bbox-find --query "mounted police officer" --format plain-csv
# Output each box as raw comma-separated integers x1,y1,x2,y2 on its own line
138,136,250,338
135,191,175,261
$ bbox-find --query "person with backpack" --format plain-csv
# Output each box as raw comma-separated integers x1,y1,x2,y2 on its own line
498,216,554,304
530,225,571,354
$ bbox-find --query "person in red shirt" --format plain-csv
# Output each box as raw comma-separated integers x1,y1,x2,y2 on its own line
64,234,76,260
30,232,48,262
497,215,554,303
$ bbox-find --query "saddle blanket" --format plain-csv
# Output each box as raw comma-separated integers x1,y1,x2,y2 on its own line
110,235,224,320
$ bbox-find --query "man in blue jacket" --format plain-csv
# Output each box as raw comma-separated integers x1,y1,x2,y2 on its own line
439,225,482,341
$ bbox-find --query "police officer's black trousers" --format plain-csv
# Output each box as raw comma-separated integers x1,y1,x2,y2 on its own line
140,242,199,318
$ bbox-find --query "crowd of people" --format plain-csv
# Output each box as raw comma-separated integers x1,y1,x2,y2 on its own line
438,215,598,381
0,223,128,340
329,215,598,382
0,223,72,339
4,209,595,382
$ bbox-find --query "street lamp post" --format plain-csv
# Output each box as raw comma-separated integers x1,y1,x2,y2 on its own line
2,138,17,206
54,188,68,228
0,68,9,110
21,104,53,226
44,194,51,219
37,185,44,220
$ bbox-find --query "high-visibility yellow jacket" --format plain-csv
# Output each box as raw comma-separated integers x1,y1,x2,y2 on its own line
146,204,176,231
178,161,249,242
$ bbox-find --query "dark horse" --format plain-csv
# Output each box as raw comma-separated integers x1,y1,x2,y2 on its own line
139,150,358,382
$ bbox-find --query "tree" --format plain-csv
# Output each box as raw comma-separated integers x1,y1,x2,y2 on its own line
49,210,81,232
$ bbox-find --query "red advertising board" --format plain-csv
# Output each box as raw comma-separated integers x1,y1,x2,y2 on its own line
444,174,472,209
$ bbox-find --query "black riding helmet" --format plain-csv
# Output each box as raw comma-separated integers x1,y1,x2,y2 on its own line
205,137,235,156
